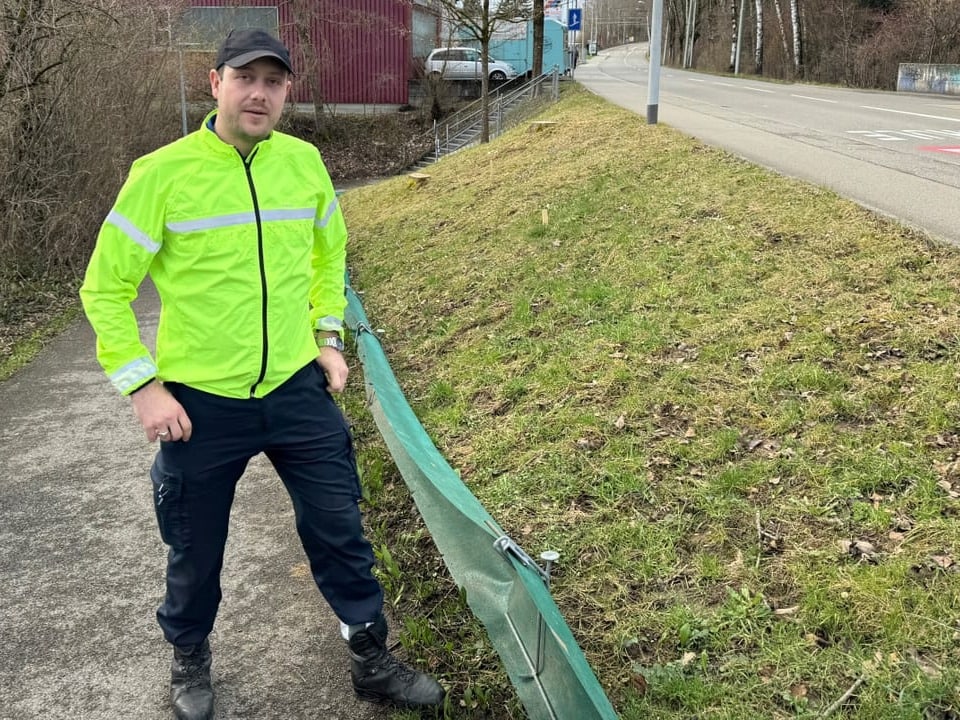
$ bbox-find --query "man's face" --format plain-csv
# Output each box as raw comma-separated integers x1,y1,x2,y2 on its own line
209,58,290,155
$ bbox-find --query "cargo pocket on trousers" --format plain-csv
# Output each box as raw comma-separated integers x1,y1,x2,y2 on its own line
150,463,191,550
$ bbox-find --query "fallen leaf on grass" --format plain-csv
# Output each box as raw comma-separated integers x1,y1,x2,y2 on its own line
575,436,605,451
892,515,914,532
909,555,959,577
773,605,800,616
930,554,955,569
906,648,944,679
936,480,960,499
629,672,648,696
840,539,881,563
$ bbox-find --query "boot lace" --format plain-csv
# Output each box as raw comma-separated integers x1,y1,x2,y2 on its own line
369,650,417,684
175,649,210,689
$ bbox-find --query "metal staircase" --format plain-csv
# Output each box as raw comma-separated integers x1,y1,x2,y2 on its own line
411,68,562,169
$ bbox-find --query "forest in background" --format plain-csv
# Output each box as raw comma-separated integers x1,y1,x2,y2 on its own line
651,0,960,88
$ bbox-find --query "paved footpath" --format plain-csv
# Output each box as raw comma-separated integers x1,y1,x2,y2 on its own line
0,283,388,720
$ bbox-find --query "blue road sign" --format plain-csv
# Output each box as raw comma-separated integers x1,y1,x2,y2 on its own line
568,8,582,31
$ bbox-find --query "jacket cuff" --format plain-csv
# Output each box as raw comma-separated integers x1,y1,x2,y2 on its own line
111,356,159,395
315,315,344,337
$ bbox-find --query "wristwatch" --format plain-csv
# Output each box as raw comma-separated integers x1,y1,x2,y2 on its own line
319,335,345,352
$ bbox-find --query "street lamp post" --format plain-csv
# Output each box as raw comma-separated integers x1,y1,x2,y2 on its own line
646,0,663,123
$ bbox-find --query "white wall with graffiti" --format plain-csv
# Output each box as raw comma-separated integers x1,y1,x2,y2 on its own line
897,64,960,96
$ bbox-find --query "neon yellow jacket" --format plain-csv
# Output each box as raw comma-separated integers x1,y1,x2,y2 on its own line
80,113,347,399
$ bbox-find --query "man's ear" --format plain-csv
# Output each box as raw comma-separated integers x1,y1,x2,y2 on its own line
209,68,221,99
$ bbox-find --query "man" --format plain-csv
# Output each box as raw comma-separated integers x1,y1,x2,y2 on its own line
79,29,445,720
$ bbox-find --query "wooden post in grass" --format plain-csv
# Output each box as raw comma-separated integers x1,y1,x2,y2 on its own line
408,172,430,188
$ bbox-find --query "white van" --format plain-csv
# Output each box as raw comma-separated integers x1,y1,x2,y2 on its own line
425,47,518,82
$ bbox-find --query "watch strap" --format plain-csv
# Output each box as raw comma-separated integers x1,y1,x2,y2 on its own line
319,335,344,352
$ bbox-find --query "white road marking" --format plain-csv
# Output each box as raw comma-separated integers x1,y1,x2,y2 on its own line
791,94,838,103
847,128,960,142
847,130,907,141
860,105,960,123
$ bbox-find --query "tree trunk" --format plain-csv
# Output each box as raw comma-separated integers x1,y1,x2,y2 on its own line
790,0,802,76
532,0,544,77
290,0,325,138
434,0,528,143
480,0,490,143
666,0,686,64
729,0,738,71
772,0,790,70
754,0,763,73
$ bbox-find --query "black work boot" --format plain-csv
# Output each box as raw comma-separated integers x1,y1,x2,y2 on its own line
170,639,214,720
348,616,446,709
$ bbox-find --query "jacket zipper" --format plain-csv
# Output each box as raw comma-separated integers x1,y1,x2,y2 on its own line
242,148,269,397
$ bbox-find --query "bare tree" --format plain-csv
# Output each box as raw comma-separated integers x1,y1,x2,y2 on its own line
532,0,544,77
911,0,960,63
790,0,802,75
682,0,700,67
654,0,956,88
1,0,183,280
754,0,763,72
664,0,686,63
432,0,532,142
729,0,738,70
771,0,791,69
289,0,327,134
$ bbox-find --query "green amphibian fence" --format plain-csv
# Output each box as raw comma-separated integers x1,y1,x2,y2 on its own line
345,283,619,720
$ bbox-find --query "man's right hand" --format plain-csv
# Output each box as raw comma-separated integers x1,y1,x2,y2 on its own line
130,381,193,442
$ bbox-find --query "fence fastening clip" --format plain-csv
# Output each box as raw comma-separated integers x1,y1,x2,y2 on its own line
493,534,555,585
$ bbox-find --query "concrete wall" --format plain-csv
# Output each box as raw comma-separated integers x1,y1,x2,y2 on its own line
897,63,960,95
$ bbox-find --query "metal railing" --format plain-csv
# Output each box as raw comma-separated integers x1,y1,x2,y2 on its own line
422,68,562,166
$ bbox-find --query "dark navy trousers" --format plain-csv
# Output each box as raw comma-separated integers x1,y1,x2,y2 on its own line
149,361,384,647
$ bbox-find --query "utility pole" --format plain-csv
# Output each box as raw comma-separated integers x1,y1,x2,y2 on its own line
646,0,663,123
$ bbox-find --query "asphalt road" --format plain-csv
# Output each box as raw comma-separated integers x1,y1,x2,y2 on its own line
0,282,388,719
575,44,960,245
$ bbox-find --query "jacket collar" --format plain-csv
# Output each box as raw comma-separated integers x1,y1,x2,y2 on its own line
199,109,273,159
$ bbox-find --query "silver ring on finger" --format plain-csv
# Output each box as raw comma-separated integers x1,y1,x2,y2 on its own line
157,430,169,437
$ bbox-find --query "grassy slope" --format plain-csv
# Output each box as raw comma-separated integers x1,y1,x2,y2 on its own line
341,85,960,719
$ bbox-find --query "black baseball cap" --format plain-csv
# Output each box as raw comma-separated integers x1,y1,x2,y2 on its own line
215,29,294,75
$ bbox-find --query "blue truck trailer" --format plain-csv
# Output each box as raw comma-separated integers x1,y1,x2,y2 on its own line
464,18,568,78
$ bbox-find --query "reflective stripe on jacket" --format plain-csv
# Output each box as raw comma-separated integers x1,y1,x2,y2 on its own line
80,112,347,399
